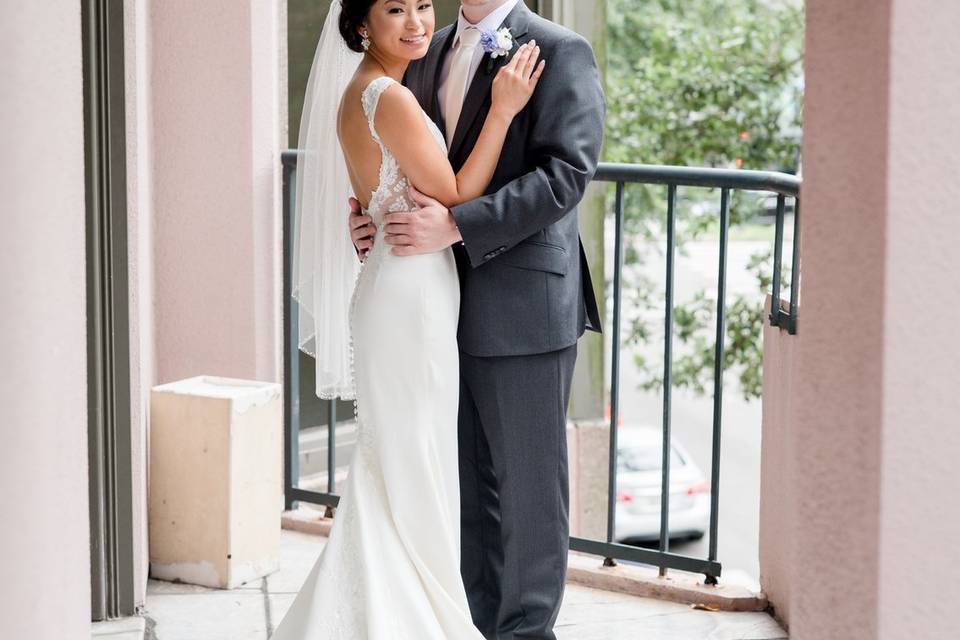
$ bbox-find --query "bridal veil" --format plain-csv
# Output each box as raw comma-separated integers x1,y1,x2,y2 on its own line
291,0,364,400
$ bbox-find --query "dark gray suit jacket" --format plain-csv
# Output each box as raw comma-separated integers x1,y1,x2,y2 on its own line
404,2,605,357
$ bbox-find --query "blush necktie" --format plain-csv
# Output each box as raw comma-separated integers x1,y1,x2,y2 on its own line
443,27,483,148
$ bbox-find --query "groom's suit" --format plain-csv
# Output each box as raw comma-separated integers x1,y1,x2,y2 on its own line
404,3,605,638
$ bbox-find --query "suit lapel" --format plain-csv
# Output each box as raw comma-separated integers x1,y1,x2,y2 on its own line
448,2,532,161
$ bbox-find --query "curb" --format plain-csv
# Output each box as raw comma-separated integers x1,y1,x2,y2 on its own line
566,552,768,612
281,511,767,613
281,509,333,537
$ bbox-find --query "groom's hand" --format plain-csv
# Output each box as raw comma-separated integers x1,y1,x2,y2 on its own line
349,197,376,262
383,186,463,256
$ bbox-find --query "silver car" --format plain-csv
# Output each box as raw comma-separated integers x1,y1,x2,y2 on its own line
614,426,711,543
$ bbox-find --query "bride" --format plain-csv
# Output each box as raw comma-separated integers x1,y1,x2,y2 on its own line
277,0,544,637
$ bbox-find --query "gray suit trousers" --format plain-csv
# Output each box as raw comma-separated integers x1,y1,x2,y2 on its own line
458,343,578,640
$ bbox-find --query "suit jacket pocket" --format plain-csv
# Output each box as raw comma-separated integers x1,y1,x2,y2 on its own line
496,240,568,276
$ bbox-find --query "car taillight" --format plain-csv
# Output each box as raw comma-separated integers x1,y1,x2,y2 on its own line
685,480,710,496
617,490,632,503
603,403,624,427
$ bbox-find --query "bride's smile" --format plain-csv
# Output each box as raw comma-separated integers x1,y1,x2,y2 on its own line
400,34,428,46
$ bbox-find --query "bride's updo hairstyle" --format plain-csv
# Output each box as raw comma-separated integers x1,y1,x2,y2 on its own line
339,0,377,53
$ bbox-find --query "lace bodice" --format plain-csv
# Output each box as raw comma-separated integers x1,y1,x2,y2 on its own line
361,76,447,223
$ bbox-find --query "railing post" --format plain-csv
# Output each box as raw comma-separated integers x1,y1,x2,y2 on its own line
770,194,786,329
604,181,626,567
658,184,678,577
282,154,301,512
788,197,801,334
705,188,731,585
325,399,337,518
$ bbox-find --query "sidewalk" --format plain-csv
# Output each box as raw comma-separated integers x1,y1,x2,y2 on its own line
141,528,787,639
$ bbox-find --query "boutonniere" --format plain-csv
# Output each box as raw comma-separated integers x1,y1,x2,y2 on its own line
481,27,514,72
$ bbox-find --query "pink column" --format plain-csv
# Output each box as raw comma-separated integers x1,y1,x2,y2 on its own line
149,0,285,386
877,1,960,637
0,3,91,638
761,2,960,638
790,2,889,638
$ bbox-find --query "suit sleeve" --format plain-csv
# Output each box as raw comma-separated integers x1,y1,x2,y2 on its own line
449,33,606,268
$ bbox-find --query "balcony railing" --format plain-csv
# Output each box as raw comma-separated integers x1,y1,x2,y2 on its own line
574,162,800,584
281,150,801,585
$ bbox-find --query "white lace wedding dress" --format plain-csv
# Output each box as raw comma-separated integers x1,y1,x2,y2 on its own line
271,76,482,639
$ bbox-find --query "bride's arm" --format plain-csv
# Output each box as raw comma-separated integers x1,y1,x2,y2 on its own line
375,42,545,208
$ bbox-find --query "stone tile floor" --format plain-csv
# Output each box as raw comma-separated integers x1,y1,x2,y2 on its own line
91,615,147,639
141,528,788,640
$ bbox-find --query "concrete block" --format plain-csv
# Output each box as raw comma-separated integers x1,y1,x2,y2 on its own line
568,418,612,540
149,375,282,588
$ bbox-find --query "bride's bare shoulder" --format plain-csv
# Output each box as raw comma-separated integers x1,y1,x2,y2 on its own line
340,74,414,120
338,74,423,148
369,80,422,128
337,73,376,132
340,73,370,112
370,76,415,103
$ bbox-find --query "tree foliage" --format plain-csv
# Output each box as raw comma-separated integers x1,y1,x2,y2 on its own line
604,0,803,400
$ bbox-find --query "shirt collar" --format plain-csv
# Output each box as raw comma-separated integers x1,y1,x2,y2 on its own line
452,0,521,48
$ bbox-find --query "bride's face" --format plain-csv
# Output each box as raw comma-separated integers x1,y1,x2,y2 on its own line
365,0,435,61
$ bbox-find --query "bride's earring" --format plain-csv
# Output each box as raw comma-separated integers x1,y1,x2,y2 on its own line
361,31,371,51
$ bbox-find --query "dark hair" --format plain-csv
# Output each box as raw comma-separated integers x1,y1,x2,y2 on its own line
339,0,376,53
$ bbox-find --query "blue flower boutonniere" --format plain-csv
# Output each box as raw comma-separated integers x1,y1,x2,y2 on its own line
481,27,514,72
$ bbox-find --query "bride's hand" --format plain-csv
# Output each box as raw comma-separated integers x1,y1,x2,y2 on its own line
490,41,545,119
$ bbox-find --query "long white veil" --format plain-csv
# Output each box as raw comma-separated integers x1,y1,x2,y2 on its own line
292,0,364,400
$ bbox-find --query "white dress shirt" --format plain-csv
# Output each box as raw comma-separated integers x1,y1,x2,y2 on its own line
437,0,522,120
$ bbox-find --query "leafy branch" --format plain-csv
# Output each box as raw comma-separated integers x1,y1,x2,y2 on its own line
605,0,803,401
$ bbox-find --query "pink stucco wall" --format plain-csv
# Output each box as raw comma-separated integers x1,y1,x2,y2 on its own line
761,1,960,638
878,1,960,636
0,2,91,638
124,0,286,608
148,0,285,387
790,2,889,637
759,298,799,625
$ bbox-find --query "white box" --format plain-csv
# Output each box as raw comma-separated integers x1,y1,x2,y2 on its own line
149,375,282,588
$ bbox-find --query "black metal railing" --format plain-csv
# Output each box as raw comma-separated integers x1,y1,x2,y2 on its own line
282,150,344,514
570,163,800,584
282,151,801,584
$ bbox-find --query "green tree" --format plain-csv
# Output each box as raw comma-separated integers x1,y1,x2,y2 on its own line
605,0,803,400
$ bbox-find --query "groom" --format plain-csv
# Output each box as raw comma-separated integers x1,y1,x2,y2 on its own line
350,1,604,637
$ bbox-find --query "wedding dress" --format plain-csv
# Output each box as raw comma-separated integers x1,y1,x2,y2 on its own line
271,76,483,640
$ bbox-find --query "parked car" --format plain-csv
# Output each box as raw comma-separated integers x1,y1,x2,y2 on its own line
614,426,710,543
